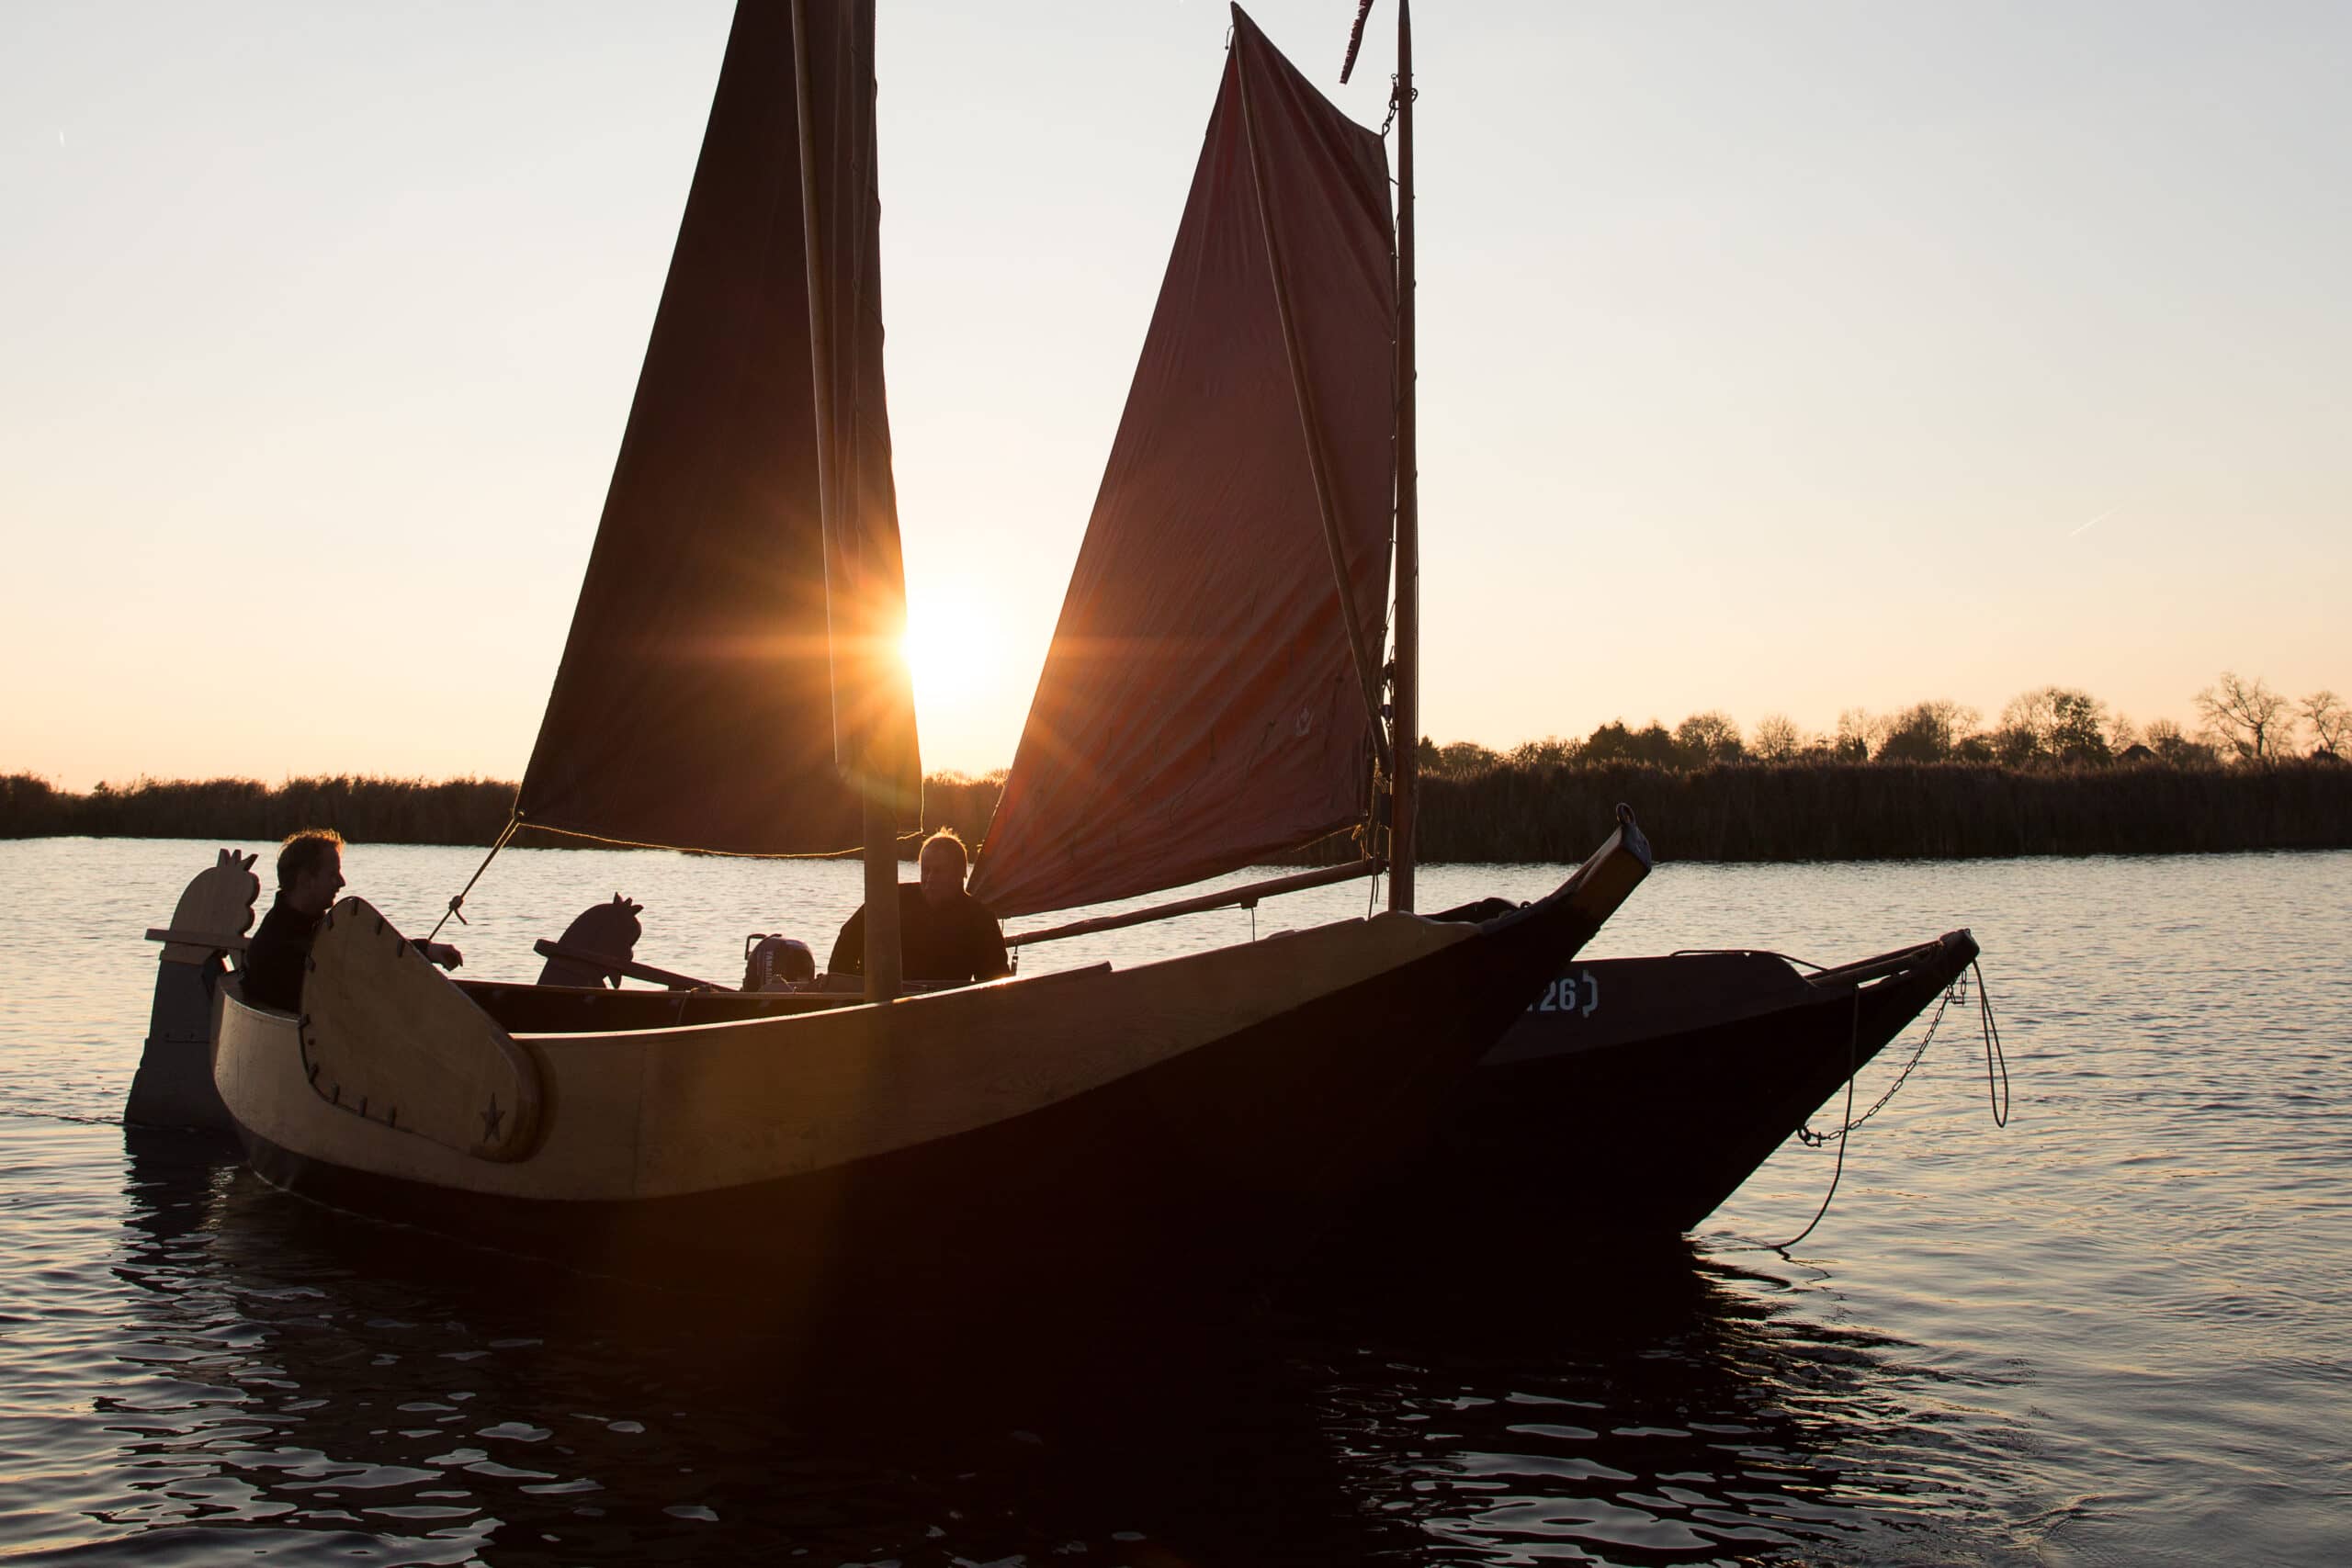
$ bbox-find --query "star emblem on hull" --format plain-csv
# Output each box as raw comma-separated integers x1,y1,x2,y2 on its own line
481,1095,504,1142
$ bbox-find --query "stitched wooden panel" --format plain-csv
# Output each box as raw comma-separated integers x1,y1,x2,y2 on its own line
300,897,543,1162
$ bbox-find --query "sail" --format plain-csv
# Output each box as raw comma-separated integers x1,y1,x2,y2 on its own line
515,0,920,855
969,6,1396,919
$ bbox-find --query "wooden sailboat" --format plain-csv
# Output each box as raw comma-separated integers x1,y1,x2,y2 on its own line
202,0,1649,1291
967,0,1992,1243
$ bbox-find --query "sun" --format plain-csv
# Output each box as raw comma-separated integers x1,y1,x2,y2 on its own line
899,587,1007,716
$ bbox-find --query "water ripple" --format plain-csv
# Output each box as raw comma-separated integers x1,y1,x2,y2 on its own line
1,842,2348,1563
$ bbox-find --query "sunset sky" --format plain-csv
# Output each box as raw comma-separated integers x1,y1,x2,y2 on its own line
5,0,2346,791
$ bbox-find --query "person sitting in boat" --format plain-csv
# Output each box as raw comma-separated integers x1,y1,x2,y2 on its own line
240,829,462,1010
825,828,1010,990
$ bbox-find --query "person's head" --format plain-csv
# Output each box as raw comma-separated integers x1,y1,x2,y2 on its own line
917,828,968,908
277,829,345,916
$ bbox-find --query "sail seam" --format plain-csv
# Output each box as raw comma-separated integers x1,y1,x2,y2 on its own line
1231,28,1393,780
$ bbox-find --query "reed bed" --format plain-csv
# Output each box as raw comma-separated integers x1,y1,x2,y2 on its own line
1,774,514,847
1392,757,2352,863
0,772,1004,861
6,760,2345,863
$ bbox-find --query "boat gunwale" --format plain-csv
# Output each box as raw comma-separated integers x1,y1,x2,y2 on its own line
1798,929,1975,995
505,957,1114,1043
498,901,1513,1045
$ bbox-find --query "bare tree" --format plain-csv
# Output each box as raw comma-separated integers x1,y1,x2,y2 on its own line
1752,713,1804,761
2302,690,2349,759
1834,708,1876,761
2145,716,2219,766
1875,699,1982,762
2000,686,2111,764
1997,688,2057,763
1675,711,1746,764
2195,671,2294,761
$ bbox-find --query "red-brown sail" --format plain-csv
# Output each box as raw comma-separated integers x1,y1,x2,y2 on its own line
516,0,919,855
969,6,1396,919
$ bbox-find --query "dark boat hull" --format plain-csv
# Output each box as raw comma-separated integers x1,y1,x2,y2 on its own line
1363,930,1980,1236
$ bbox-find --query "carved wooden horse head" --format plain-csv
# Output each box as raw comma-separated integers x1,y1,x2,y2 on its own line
537,894,644,988
161,848,262,964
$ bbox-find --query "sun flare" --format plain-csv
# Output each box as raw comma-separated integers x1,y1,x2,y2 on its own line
900,590,1008,717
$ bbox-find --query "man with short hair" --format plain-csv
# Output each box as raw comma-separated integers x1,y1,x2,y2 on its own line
826,828,1010,990
240,829,461,1010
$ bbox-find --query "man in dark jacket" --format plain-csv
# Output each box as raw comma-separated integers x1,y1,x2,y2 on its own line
241,829,462,1010
827,828,1010,990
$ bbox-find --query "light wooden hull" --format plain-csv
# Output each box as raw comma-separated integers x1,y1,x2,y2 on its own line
213,827,1648,1292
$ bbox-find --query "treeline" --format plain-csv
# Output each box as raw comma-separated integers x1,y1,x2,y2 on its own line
1392,756,2352,863
6,757,2347,863
6,675,2343,863
1419,672,2347,777
1357,671,2351,861
0,773,518,846
0,772,1005,858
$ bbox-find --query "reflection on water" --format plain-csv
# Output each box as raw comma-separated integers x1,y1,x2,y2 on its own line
1293,1247,2030,1568
101,1128,1370,1563
86,1128,2041,1565
5,841,2351,1563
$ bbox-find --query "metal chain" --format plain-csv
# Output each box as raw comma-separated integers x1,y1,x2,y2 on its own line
1381,75,1417,137
1796,978,1957,1145
1736,959,2007,1254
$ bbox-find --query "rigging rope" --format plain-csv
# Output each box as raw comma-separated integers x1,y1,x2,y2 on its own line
1730,957,2009,1254
427,816,517,942
1798,987,1947,1146
1973,960,2011,1127
1792,957,2008,1147
1764,990,1862,1252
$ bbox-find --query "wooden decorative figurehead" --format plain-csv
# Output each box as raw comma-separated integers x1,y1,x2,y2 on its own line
537,895,645,987
301,897,544,1163
158,849,261,964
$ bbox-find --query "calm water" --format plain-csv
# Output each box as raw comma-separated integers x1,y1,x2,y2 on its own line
2,838,2347,1565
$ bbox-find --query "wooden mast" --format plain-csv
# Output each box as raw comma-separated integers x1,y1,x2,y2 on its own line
1388,0,1419,913
791,0,899,1001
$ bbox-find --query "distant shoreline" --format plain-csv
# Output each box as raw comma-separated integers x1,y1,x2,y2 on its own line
1396,757,2350,863
7,761,2346,864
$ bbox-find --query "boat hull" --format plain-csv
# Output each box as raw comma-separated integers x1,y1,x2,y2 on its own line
1358,930,1980,1237
216,832,1648,1296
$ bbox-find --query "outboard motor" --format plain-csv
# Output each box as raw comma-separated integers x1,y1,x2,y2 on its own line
537,895,644,987
742,933,816,992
